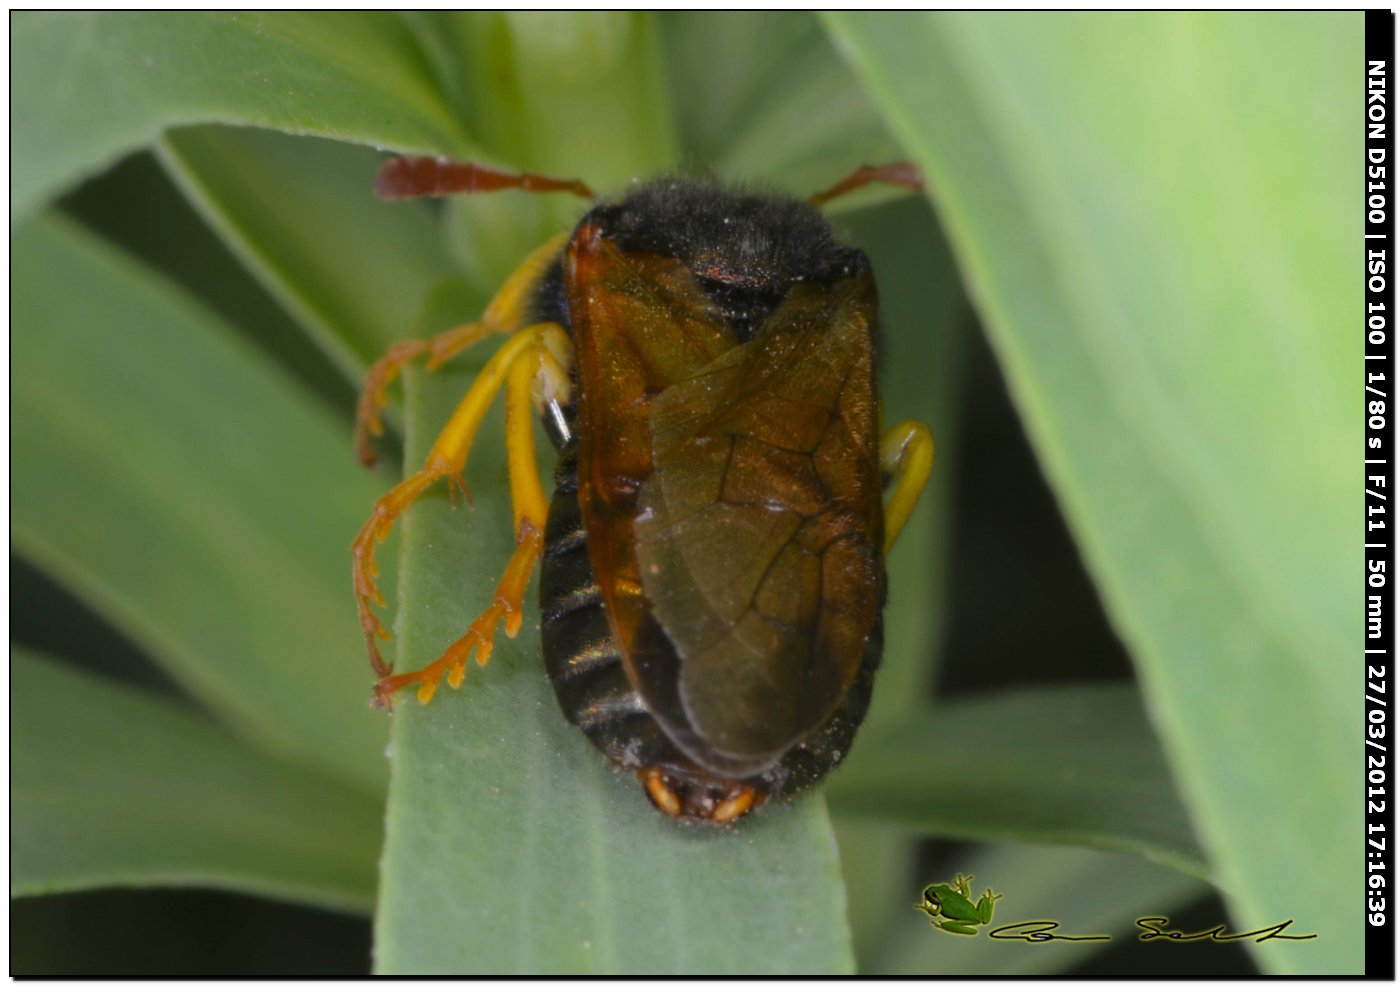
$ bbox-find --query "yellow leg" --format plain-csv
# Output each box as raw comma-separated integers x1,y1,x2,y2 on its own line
880,420,935,554
357,322,573,707
354,233,568,466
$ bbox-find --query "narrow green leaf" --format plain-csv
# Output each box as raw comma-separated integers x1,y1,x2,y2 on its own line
658,12,906,201
60,150,355,417
438,12,681,290
12,649,381,912
13,216,387,794
371,298,852,974
827,200,970,968
158,126,466,378
451,12,678,189
13,11,472,222
828,684,1207,879
835,821,919,972
825,12,1358,972
874,843,1209,975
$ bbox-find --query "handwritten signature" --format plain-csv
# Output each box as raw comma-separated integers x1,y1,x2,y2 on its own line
982,917,1316,944
1135,917,1317,943
988,921,1110,943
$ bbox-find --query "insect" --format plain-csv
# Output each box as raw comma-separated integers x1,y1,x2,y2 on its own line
916,875,1002,936
353,156,934,823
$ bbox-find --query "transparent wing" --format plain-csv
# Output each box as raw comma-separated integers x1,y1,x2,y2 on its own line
634,273,884,763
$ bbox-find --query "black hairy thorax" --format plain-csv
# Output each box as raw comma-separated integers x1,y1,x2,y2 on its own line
532,177,867,342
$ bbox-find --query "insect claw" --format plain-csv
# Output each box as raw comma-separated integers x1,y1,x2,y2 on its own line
359,434,382,462
371,674,399,710
447,661,466,689
416,678,438,704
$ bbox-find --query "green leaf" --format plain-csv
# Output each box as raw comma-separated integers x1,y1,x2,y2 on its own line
874,842,1209,975
60,150,355,416
12,215,387,794
658,13,905,202
158,126,466,378
835,820,919,972
12,649,382,911
825,199,970,968
828,684,1207,879
438,12,681,290
13,11,472,222
370,297,852,974
825,13,1359,973
458,12,679,189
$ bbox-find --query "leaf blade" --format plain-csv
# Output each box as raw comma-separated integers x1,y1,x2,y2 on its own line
13,11,472,221
829,684,1207,879
12,649,381,912
824,12,1359,972
659,12,906,202
13,215,388,794
158,126,465,377
371,302,853,973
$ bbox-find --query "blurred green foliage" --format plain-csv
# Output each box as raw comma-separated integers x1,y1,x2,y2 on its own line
12,11,1358,975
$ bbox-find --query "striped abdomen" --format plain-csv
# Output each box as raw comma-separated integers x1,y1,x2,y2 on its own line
540,444,676,772
539,439,885,801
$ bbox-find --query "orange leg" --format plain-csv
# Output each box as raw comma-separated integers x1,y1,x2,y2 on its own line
808,161,924,209
356,321,573,707
354,233,568,467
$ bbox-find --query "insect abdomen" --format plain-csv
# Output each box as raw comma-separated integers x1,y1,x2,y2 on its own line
540,442,885,801
540,445,674,770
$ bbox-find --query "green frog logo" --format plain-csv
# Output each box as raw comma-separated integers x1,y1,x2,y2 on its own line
915,873,1002,936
